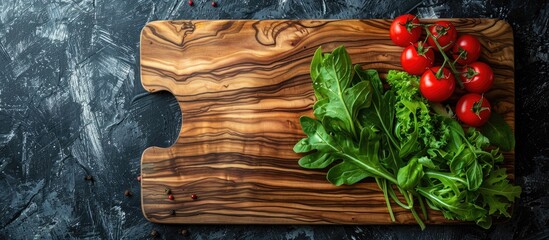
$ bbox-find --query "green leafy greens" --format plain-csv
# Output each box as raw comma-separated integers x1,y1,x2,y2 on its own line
295,46,521,229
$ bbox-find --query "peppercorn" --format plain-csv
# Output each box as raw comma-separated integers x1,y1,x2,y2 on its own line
191,194,198,200
170,210,176,215
180,229,189,236
211,1,217,7
188,0,193,6
124,190,132,197
168,194,174,200
150,229,159,238
137,175,141,182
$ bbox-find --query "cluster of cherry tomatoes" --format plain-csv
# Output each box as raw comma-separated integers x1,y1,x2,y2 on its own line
390,14,494,127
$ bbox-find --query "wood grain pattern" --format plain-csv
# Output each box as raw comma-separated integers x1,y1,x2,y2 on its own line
139,19,514,224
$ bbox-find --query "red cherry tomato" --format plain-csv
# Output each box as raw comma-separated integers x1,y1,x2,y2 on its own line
420,66,456,102
401,41,435,75
427,21,457,51
460,62,494,93
456,93,491,127
451,34,481,65
390,14,422,47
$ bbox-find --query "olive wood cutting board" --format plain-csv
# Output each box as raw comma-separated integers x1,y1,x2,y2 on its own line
139,19,514,224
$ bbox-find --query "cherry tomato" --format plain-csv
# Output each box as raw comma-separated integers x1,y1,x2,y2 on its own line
460,62,494,93
420,66,456,102
427,21,457,51
451,34,481,65
456,93,491,127
401,41,435,75
390,14,422,47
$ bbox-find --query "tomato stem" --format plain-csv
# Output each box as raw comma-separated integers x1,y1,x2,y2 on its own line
422,32,430,44
452,47,467,65
401,16,422,33
424,26,464,88
435,58,447,79
416,41,430,56
464,66,479,79
472,94,491,119
410,23,433,27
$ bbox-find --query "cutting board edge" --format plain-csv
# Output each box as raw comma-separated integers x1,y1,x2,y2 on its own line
140,146,169,224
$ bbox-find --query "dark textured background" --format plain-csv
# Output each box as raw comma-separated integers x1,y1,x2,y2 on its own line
0,0,548,239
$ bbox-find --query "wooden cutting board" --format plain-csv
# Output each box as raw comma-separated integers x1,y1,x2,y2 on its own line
139,19,514,224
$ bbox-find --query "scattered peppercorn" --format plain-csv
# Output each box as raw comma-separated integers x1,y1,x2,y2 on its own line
180,229,189,236
164,187,171,195
191,194,198,200
211,1,217,7
124,190,133,197
137,175,141,182
188,0,193,6
150,229,159,238
168,194,174,200
84,175,93,181
170,210,176,215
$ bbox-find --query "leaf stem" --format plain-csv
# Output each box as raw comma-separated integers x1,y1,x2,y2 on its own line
388,186,412,209
399,187,426,230
425,170,467,185
410,207,426,230
474,151,495,158
417,193,429,220
399,187,414,209
377,178,396,222
373,103,400,149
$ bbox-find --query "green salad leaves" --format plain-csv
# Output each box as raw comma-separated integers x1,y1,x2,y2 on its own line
294,46,521,229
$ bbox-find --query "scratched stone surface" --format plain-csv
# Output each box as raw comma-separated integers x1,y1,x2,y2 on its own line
0,0,548,239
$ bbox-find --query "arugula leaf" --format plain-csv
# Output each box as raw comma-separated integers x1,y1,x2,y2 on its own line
311,47,372,140
295,116,338,153
295,47,396,184
479,168,521,217
417,186,487,222
298,151,335,169
418,171,489,226
310,47,324,90
344,81,373,119
480,112,515,151
467,127,490,149
354,67,383,95
449,146,473,175
418,156,437,169
355,67,399,149
444,116,465,153
424,170,465,196
327,162,371,186
295,115,395,184
380,135,405,174
295,116,370,183
466,160,483,191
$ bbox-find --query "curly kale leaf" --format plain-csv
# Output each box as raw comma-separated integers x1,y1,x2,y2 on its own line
386,70,447,157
